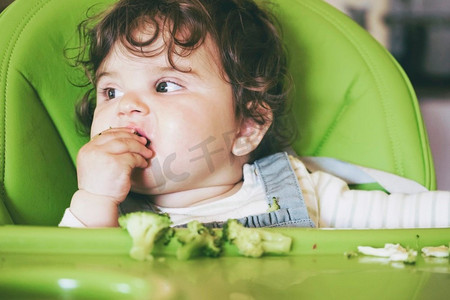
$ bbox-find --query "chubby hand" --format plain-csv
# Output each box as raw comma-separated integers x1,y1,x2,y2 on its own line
76,127,153,204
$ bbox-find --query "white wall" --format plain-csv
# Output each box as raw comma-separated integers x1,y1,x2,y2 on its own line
420,99,450,191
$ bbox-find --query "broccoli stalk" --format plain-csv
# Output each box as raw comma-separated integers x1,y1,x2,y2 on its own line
224,219,292,258
118,212,173,261
175,220,223,260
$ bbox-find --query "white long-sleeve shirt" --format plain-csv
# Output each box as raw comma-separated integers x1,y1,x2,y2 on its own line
59,155,450,228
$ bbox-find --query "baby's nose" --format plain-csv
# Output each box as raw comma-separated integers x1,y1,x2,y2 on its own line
118,93,150,116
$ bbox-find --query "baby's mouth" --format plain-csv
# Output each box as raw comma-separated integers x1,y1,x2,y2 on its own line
133,130,151,148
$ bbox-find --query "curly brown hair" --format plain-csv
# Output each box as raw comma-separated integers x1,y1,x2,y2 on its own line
71,0,296,161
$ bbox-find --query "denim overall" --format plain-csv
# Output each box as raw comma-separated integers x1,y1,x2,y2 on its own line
120,152,315,228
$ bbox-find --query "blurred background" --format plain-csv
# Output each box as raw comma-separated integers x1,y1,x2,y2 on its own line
1,0,449,190
0,0,12,12
325,0,450,190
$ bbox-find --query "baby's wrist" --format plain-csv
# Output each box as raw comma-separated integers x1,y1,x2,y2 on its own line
70,190,120,227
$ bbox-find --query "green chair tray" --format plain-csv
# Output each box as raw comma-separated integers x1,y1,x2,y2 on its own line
1,226,448,299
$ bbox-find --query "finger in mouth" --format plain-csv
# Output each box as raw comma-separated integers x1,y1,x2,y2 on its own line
133,130,151,147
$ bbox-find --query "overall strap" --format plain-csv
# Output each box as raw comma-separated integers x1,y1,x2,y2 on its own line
255,152,306,210
237,152,315,228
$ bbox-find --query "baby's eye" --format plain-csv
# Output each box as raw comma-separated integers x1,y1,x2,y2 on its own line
156,81,182,93
104,88,124,100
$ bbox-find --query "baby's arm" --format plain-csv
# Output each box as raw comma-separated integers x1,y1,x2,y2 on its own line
313,171,450,228
68,128,153,227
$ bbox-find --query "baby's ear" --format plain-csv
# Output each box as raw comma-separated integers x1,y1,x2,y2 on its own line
232,103,273,157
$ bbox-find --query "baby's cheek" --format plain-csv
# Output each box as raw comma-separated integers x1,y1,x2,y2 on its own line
90,110,112,138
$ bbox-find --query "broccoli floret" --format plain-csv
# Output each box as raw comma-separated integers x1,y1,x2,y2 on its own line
175,220,223,260
119,212,173,261
223,219,292,258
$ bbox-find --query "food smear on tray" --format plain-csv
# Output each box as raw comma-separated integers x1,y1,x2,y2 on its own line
421,245,449,258
357,243,417,263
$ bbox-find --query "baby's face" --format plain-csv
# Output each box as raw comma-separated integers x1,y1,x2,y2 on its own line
92,33,247,202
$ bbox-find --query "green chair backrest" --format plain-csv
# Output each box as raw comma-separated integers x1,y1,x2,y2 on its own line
0,0,435,225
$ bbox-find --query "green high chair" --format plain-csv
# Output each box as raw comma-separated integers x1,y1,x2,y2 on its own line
2,1,449,299
0,0,436,227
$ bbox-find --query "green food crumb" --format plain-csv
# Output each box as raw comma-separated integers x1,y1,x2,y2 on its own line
345,251,358,259
267,197,280,212
403,248,417,265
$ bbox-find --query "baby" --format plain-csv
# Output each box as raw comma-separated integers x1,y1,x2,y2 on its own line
60,0,450,228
